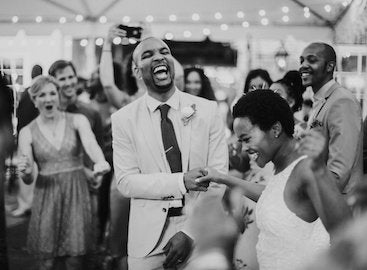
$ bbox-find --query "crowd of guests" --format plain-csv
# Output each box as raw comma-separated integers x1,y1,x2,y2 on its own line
1,23,367,270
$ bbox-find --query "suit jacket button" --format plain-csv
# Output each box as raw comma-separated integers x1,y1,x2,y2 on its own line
162,208,167,212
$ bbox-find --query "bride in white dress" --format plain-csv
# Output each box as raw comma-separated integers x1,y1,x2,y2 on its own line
197,90,351,270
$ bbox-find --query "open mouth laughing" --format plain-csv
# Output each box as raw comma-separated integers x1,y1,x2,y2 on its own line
152,64,169,80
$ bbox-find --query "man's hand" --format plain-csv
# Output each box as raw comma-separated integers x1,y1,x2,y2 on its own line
228,142,250,173
183,168,209,191
163,231,193,268
297,130,327,170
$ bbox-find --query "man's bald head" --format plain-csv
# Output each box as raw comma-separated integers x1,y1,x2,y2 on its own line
132,37,169,64
307,42,336,64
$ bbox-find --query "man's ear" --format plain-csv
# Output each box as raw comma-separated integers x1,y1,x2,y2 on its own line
132,63,142,80
326,61,335,73
271,121,282,138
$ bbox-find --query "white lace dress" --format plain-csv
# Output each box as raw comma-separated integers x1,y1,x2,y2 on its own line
256,156,330,270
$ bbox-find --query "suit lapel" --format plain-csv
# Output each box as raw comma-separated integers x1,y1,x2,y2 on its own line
179,93,192,173
137,99,166,172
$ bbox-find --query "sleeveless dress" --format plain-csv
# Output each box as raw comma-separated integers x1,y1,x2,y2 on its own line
256,156,330,270
27,113,94,258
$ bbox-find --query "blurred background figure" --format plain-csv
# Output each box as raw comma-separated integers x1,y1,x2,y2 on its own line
243,69,273,93
184,66,216,100
270,70,306,135
11,64,43,217
0,74,15,270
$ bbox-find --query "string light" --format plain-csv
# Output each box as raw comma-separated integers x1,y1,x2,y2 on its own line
242,21,250,28
95,38,104,46
304,7,310,13
259,10,266,17
12,16,19,23
80,39,88,47
113,37,122,44
35,16,42,23
169,14,177,21
342,1,349,6
220,24,228,31
192,13,200,21
304,12,310,18
183,30,192,38
282,6,289,13
145,15,154,22
165,32,174,40
75,14,84,22
122,16,130,23
282,15,289,22
237,11,245,18
59,17,66,24
99,16,107,23
129,38,137,44
203,28,211,35
261,18,269,26
214,12,222,20
324,5,331,12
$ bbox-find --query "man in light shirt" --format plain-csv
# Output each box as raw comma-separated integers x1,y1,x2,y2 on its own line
111,37,228,269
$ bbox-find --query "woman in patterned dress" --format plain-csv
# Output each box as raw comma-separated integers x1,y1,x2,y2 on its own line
17,76,110,270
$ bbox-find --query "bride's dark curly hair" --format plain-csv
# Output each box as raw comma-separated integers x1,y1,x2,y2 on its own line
233,90,294,138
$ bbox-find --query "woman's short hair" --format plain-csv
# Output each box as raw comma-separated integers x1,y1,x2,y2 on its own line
243,69,273,93
29,75,59,101
233,90,294,137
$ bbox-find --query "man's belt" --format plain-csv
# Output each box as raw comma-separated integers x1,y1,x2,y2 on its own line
167,207,183,217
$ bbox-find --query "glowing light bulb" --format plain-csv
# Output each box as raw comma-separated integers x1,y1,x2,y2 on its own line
113,37,122,44
220,24,228,31
122,16,130,23
12,16,19,23
165,32,174,40
183,30,192,38
203,28,211,35
80,39,88,47
242,21,250,28
259,10,266,16
35,16,42,23
59,17,66,24
169,14,177,21
261,18,269,25
237,11,245,18
99,16,107,24
95,38,104,46
146,15,154,22
75,14,84,22
214,12,222,20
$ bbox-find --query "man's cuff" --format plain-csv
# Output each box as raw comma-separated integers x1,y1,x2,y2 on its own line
178,173,187,194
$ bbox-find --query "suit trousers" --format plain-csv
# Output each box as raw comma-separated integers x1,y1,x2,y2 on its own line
128,215,188,270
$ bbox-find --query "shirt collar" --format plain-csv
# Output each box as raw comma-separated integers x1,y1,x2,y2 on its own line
145,87,180,113
314,79,335,102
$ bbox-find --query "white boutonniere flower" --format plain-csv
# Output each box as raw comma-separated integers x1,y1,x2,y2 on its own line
181,104,196,126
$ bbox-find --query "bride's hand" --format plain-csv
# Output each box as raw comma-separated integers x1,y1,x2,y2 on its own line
195,167,225,185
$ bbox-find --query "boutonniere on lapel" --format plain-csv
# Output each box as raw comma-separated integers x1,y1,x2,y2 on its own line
181,104,196,126
310,119,323,129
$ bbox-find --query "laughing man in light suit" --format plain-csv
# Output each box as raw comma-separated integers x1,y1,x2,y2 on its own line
111,37,228,269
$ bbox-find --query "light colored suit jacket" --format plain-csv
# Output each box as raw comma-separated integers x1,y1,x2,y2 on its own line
308,82,363,193
111,90,228,257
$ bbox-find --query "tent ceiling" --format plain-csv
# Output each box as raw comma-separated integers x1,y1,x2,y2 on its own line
0,0,352,28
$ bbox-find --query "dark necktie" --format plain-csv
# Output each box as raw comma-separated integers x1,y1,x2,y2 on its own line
158,104,182,173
